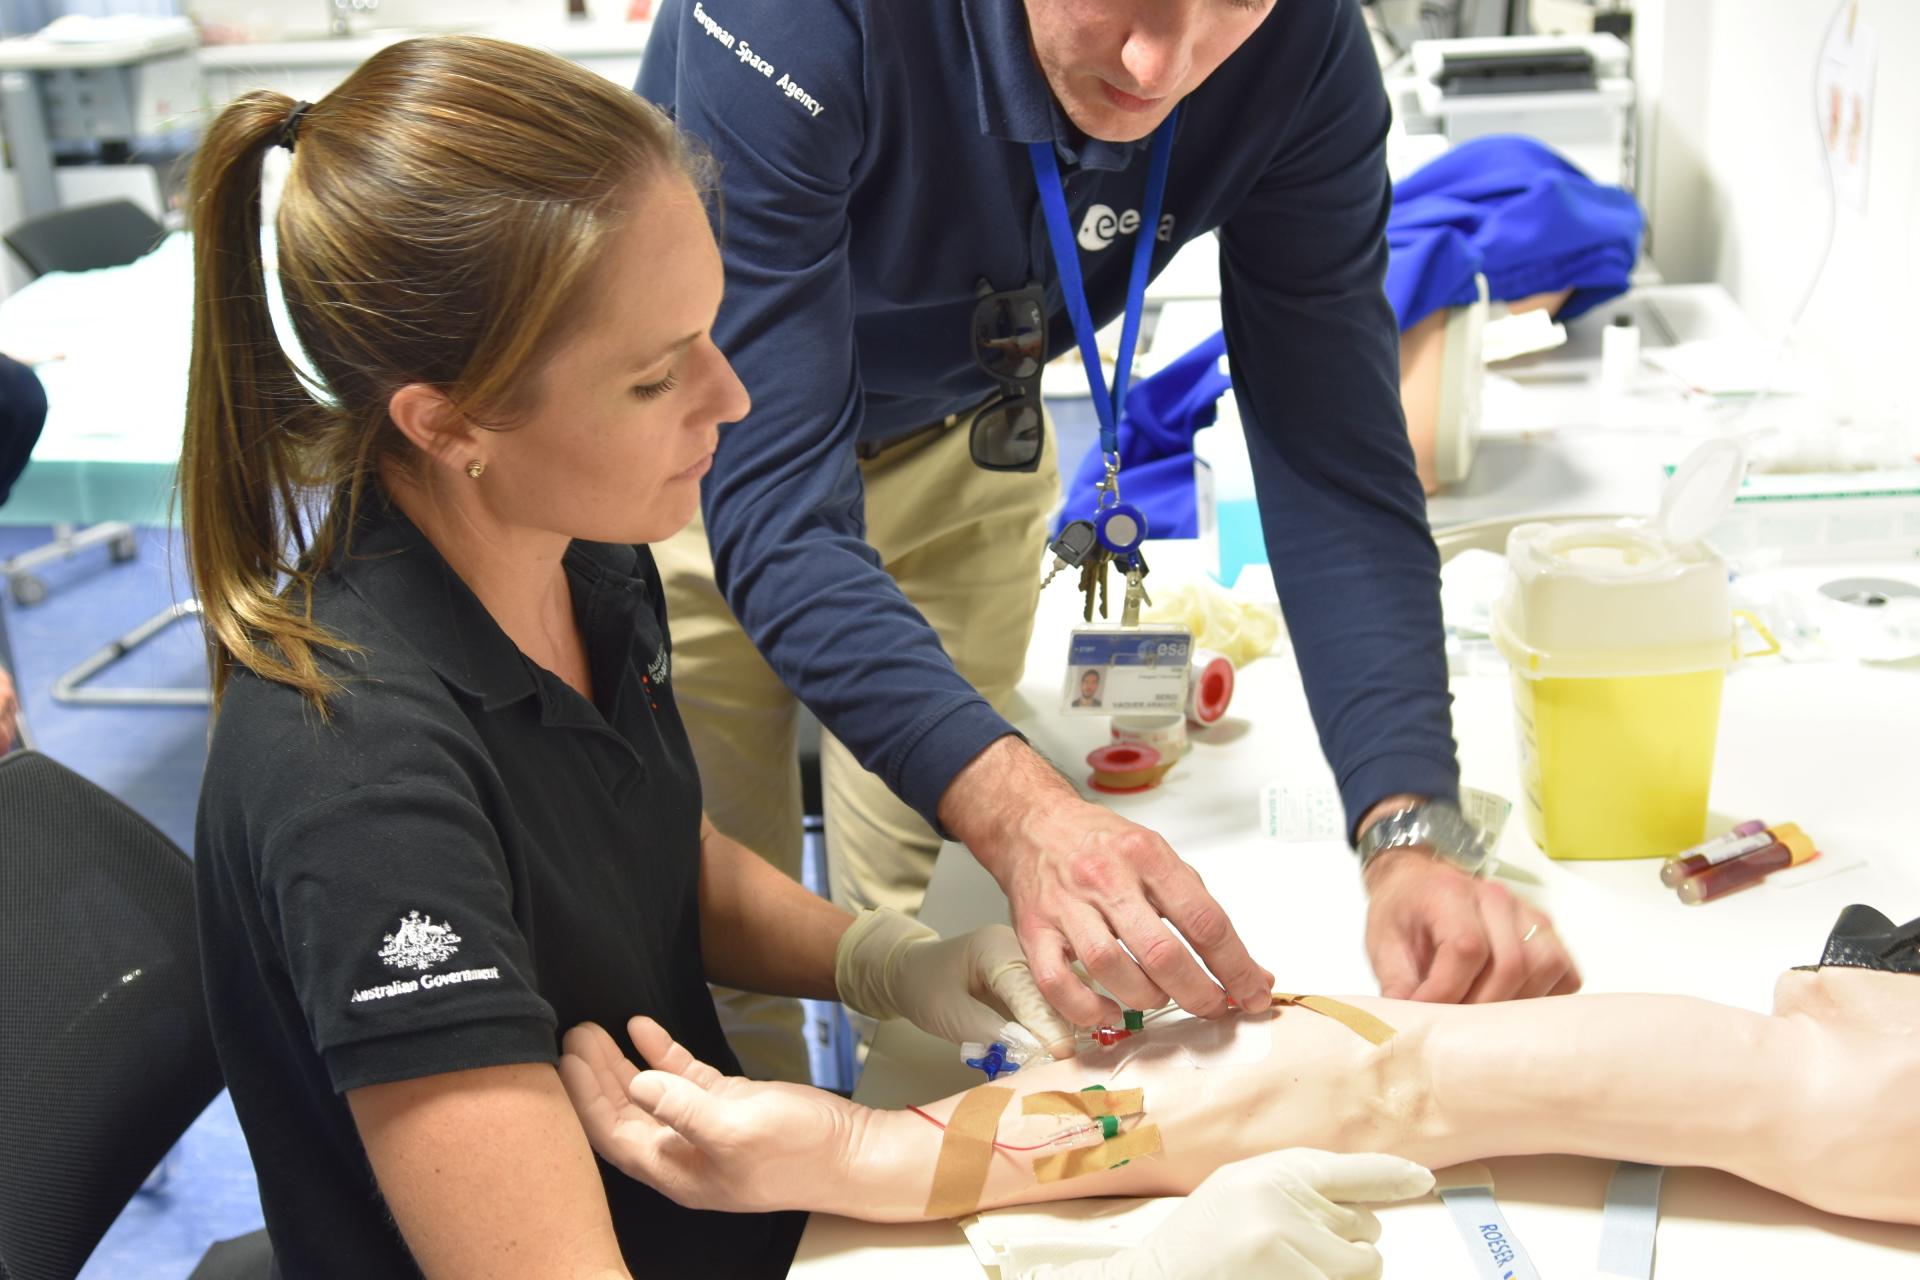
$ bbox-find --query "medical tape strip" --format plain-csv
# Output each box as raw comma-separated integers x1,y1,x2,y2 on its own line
1270,993,1398,1045
1021,1088,1146,1119
1433,1162,1544,1280
1033,1123,1164,1184
924,1086,1015,1219
1596,1162,1665,1279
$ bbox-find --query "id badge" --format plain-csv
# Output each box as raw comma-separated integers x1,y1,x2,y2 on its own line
1061,627,1193,716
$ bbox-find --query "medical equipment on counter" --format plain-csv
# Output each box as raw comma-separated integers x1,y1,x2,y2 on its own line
1600,314,1641,393
1659,819,1771,887
1493,439,1777,860
0,16,201,221
1393,34,1634,189
1676,827,1817,905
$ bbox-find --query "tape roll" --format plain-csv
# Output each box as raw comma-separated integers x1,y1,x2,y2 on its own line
1112,713,1187,758
1086,742,1174,794
1187,650,1235,726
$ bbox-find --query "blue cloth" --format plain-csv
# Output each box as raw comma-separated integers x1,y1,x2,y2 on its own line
1387,134,1644,329
640,0,1457,834
1059,135,1643,549
1059,331,1228,540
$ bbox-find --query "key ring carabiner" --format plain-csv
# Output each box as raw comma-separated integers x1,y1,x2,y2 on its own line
1095,453,1122,510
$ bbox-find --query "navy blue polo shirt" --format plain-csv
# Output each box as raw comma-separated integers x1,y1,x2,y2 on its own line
640,0,1458,835
195,496,803,1277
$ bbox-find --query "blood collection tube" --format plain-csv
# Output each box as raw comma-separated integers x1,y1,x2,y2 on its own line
1675,826,1816,905
1659,820,1779,887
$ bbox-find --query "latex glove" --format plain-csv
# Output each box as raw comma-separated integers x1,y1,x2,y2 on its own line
1364,849,1580,1002
1014,1149,1434,1280
835,907,1077,1057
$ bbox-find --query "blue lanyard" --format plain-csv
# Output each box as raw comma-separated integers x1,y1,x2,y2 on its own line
1027,109,1179,464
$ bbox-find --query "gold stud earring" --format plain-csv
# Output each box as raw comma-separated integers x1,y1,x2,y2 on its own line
466,460,485,479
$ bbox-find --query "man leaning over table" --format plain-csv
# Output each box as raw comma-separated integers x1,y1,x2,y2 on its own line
638,0,1579,1080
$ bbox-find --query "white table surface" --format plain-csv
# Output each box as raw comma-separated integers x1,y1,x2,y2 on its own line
790,542,1920,1277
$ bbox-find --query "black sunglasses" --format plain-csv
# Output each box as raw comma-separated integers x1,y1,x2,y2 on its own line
967,280,1048,473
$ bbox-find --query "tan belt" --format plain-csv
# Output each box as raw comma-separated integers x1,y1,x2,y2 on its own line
852,405,977,461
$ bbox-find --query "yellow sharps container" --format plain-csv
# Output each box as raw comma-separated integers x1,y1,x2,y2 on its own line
1491,440,1765,860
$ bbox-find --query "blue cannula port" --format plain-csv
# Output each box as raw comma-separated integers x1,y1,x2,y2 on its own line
964,1041,1019,1082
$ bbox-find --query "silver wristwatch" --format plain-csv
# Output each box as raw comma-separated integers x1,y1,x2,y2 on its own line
1355,799,1492,876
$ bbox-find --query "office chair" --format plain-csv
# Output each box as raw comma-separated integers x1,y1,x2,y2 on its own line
0,200,162,610
2,199,165,280
0,751,270,1280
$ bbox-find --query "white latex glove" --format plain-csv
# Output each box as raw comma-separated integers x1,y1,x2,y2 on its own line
834,907,1077,1056
1012,1149,1434,1280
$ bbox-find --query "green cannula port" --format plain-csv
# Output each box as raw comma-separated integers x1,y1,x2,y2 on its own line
1123,1009,1144,1031
1099,1114,1119,1140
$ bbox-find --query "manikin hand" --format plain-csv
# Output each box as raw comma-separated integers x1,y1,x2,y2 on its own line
559,1017,866,1216
1363,849,1580,1002
1015,1149,1434,1280
836,907,1078,1056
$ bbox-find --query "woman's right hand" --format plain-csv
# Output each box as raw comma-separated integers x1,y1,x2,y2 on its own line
559,1017,872,1217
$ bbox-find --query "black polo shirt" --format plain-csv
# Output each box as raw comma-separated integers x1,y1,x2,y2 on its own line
194,495,803,1278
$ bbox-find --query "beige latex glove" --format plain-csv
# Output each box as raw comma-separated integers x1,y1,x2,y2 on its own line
1013,1149,1434,1280
834,907,1077,1056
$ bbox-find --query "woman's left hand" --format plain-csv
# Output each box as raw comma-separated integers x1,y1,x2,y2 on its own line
559,1017,870,1216
835,908,1079,1057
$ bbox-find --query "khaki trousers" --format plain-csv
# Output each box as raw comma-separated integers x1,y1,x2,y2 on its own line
654,417,1058,1082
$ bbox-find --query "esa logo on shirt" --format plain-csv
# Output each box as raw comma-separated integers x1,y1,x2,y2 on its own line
1077,204,1177,252
349,910,501,1005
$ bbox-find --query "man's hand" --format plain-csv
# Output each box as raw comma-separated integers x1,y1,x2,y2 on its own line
940,737,1274,1028
0,666,18,754
1363,848,1580,1002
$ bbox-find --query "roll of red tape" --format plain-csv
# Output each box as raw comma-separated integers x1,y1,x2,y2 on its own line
1085,742,1174,793
1187,650,1235,726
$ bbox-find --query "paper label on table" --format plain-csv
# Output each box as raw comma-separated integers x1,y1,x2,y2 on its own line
1260,784,1512,848
1062,628,1192,716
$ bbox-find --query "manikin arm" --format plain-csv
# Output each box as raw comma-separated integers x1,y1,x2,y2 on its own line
561,985,1920,1229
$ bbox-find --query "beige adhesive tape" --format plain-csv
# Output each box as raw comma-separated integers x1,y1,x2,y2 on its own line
1270,993,1398,1045
1033,1123,1164,1184
925,1086,1015,1219
1021,1088,1145,1119
1432,1161,1497,1194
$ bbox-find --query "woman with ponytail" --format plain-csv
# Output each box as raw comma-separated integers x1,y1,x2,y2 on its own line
186,35,1077,1279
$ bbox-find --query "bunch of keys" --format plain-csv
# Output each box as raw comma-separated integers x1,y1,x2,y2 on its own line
1040,503,1153,625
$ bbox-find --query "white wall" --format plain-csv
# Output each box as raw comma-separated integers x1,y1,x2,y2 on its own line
186,0,572,41
1637,0,1920,428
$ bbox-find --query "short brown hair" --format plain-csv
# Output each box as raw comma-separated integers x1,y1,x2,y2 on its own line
181,35,699,711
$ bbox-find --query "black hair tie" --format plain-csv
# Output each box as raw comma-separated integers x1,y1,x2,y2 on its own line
275,101,313,153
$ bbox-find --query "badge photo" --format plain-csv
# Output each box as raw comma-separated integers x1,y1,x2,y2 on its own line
1061,628,1193,716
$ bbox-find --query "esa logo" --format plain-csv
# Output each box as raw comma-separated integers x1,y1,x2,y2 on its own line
1077,204,1177,251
